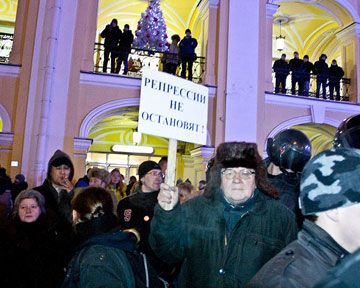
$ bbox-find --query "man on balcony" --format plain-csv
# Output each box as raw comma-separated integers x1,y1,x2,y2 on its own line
273,53,289,94
289,51,303,95
115,24,134,75
300,55,313,96
314,54,329,99
328,59,344,101
100,19,122,73
179,29,198,81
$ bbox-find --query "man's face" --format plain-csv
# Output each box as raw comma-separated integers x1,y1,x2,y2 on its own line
294,53,299,59
141,169,163,192
281,55,286,60
51,165,71,186
304,58,309,62
18,198,41,223
221,167,256,204
89,177,105,188
337,203,360,252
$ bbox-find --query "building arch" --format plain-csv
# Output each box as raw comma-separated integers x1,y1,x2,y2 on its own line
0,104,11,132
263,115,339,154
79,98,140,138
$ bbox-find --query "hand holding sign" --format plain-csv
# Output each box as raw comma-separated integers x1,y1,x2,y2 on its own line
158,183,178,211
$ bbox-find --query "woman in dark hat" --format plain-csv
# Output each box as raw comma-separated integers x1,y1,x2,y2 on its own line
151,142,298,288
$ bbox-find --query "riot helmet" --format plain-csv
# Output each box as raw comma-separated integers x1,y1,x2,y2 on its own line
267,129,311,172
333,114,360,149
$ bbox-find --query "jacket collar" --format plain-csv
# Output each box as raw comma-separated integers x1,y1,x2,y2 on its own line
299,220,349,266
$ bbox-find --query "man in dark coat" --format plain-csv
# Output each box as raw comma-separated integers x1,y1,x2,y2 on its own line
33,150,75,224
328,59,344,101
115,24,134,75
100,18,122,73
150,142,297,288
247,148,360,288
289,51,304,95
314,54,329,98
117,160,173,282
299,55,313,96
273,53,289,94
179,28,198,81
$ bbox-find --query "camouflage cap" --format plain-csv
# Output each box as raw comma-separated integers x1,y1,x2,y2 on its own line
299,148,360,215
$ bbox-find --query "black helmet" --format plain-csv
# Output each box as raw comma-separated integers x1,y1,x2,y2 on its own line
333,114,360,149
267,129,311,172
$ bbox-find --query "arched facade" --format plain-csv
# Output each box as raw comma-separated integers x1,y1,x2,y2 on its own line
1,0,360,186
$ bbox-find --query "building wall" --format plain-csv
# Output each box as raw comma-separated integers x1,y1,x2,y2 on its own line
1,0,360,187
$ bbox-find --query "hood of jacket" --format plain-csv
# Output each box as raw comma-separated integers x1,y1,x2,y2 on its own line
47,150,74,181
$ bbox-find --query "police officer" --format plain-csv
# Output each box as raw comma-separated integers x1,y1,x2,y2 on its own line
333,114,360,149
247,148,360,288
266,129,311,226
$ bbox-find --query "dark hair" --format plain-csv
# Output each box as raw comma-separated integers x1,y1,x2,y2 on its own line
171,34,180,42
111,18,118,25
204,142,279,199
304,55,309,59
185,28,191,34
281,53,286,58
88,168,111,186
304,214,318,222
124,24,129,29
72,187,114,222
178,182,194,194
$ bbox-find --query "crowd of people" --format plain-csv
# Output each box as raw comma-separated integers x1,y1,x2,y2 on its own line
273,52,345,100
100,19,198,81
1,115,360,287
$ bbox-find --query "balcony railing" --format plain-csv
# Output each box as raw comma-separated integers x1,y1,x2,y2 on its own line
271,72,351,101
0,33,14,64
93,42,206,84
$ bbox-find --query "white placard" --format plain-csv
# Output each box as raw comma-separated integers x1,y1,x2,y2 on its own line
138,69,208,145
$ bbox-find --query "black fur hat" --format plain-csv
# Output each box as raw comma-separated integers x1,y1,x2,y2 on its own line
215,142,259,169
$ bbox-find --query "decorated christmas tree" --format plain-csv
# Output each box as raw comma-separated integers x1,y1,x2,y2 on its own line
133,0,169,52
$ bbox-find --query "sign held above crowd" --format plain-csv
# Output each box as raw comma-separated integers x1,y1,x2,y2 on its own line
138,69,209,145
138,69,209,186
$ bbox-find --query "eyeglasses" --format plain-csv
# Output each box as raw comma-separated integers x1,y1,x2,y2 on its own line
221,168,255,180
146,171,165,178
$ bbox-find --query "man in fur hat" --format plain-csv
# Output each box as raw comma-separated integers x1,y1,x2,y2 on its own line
150,142,297,287
33,150,75,223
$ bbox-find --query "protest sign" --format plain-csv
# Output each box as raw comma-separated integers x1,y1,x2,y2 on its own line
138,69,208,145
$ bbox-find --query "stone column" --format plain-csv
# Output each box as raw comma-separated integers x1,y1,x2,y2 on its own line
190,146,215,185
73,137,93,180
336,22,360,102
225,0,265,142
265,3,279,92
198,0,220,85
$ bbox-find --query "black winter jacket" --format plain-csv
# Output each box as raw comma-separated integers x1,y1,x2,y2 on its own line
247,220,349,288
289,58,303,77
100,24,122,49
328,65,344,83
150,189,297,288
314,59,329,79
273,59,289,77
314,248,360,288
119,30,134,52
